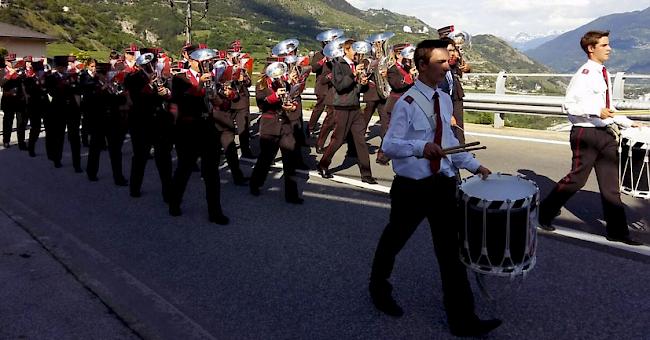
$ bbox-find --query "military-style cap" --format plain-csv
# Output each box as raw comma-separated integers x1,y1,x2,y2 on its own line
53,56,69,67
5,53,16,62
125,43,138,54
23,56,33,62
392,43,410,52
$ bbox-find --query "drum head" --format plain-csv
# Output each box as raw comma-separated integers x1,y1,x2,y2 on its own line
460,173,538,202
621,127,650,148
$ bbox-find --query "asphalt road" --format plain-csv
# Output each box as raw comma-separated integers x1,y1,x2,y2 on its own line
0,119,649,339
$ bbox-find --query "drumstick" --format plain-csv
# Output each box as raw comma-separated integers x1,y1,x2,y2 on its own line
615,110,650,115
445,146,487,155
442,141,481,153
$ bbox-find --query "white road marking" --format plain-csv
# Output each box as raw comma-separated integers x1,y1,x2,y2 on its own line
543,226,650,256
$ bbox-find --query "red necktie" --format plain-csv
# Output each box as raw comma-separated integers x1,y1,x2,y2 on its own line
430,92,443,174
602,66,610,109
350,63,356,74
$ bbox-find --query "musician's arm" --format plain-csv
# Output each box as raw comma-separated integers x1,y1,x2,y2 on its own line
332,60,355,93
381,101,427,159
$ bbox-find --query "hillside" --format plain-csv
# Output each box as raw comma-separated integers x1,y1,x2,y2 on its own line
0,0,552,76
0,0,435,58
526,7,650,73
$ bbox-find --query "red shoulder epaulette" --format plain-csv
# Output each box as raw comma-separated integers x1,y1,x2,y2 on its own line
404,95,414,104
582,69,589,75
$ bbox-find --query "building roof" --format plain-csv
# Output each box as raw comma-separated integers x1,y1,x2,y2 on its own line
0,22,56,41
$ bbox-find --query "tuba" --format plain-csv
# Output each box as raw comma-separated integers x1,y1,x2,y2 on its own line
323,37,346,60
400,45,418,79
365,32,395,99
351,41,372,78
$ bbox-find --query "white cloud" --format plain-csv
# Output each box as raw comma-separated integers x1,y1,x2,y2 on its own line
350,0,649,38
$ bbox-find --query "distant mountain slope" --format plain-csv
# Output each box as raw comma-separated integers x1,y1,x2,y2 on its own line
466,34,553,73
526,7,650,73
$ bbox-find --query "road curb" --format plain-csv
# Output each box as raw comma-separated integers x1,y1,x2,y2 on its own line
0,191,218,340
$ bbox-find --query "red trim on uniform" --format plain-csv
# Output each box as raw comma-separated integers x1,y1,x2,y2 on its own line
396,63,413,85
318,57,326,66
558,127,585,191
266,92,279,104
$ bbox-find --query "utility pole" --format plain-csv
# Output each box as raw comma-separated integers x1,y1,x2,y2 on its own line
169,0,209,45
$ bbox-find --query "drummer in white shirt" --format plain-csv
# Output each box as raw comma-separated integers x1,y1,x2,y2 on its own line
538,30,642,246
368,39,499,337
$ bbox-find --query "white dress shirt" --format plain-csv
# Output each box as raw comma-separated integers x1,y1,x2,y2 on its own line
564,59,632,128
382,79,480,180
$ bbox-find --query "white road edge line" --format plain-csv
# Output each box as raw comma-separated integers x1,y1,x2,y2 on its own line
465,132,570,145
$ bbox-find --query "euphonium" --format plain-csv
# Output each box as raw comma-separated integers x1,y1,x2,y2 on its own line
365,32,395,99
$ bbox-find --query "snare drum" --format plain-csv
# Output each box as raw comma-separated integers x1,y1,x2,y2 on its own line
619,127,650,199
458,173,538,276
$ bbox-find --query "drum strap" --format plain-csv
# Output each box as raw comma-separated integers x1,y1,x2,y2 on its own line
405,87,437,133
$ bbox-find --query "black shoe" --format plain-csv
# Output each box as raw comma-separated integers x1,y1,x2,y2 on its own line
18,142,27,150
114,178,128,186
369,281,404,317
234,177,250,186
74,166,84,173
130,190,142,198
3,142,10,148
286,197,304,205
361,176,378,185
87,175,99,182
318,166,333,179
28,149,36,157
538,221,556,232
169,205,182,217
450,318,502,337
250,186,261,196
606,235,643,246
209,214,229,225
315,146,325,154
53,161,62,168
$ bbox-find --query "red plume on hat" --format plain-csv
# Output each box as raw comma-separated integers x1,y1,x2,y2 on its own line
125,43,138,54
437,25,454,38
230,40,242,53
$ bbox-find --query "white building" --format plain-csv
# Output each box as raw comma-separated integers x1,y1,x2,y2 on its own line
0,22,56,58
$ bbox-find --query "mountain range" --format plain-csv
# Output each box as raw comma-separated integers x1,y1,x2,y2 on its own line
0,0,550,75
506,32,561,51
525,6,650,73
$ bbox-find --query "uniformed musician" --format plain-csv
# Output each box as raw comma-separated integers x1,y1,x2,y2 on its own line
1,54,28,150
316,39,377,184
538,30,642,246
249,59,304,204
168,47,229,225
368,39,499,337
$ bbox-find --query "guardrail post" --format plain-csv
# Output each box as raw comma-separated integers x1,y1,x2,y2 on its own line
495,71,507,95
613,72,625,100
493,72,507,128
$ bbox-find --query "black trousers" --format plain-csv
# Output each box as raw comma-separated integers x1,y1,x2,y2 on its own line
220,129,246,182
86,115,126,181
315,105,335,149
46,104,81,168
362,99,386,131
249,130,299,200
308,94,328,132
371,175,476,323
539,126,629,237
129,115,174,199
169,120,224,218
233,108,253,155
26,103,44,152
2,108,27,145
318,108,372,177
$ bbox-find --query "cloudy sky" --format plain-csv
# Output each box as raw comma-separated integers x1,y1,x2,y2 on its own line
347,0,649,39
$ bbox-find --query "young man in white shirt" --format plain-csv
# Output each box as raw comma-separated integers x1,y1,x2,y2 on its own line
538,31,642,246
369,39,499,337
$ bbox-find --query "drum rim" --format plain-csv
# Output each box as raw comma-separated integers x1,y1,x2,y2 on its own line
459,172,540,208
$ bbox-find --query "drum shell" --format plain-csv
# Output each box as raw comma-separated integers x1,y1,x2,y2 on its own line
459,197,537,275
619,137,650,199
